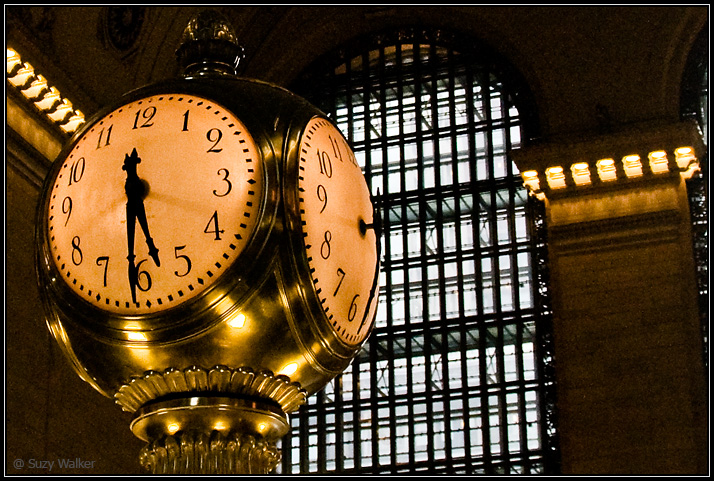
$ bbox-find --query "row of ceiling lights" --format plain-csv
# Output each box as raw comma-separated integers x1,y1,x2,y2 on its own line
7,47,86,135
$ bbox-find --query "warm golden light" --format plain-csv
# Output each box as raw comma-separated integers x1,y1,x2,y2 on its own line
227,312,247,329
570,162,592,185
167,423,181,435
6,48,21,73
278,362,299,377
214,421,229,432
622,155,643,178
674,146,696,169
7,62,34,87
6,47,85,134
20,74,48,100
545,166,566,189
596,158,617,182
647,150,669,174
127,332,147,342
521,170,541,192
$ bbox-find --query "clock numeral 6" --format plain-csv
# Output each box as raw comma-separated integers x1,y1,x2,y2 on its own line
348,294,360,322
135,259,153,292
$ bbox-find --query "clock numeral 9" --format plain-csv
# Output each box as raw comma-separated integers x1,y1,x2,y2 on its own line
62,196,72,226
316,184,327,213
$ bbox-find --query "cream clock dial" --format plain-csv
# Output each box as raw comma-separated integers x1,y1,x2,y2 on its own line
46,93,264,315
298,117,380,346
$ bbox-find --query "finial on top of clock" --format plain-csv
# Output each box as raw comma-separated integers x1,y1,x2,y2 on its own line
175,9,245,76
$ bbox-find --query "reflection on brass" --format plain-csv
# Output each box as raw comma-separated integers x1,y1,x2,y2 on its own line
115,366,307,414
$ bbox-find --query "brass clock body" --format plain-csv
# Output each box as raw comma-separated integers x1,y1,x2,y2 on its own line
36,75,380,401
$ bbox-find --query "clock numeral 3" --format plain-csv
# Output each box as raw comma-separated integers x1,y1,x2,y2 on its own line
62,196,73,226
213,168,232,197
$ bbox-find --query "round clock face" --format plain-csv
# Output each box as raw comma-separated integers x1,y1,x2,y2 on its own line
45,93,264,315
298,117,379,346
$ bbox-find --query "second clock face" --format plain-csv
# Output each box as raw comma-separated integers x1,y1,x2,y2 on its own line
46,93,264,316
298,117,380,346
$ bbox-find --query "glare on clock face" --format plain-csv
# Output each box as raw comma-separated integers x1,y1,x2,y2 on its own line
46,94,264,315
298,117,379,346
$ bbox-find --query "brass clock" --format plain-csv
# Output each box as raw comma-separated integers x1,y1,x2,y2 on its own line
42,93,265,317
293,117,380,347
34,9,382,474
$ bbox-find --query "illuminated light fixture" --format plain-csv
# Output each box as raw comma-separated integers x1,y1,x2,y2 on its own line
521,170,541,192
545,166,566,189
214,421,229,432
6,48,21,74
61,111,86,134
622,154,643,178
47,99,74,123
21,74,48,100
278,362,299,377
7,62,35,87
674,146,696,169
167,423,181,435
570,162,592,185
647,150,670,174
6,46,85,134
227,312,247,329
34,86,62,111
595,158,617,182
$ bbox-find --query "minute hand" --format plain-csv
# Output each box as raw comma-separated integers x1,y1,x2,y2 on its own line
123,148,160,269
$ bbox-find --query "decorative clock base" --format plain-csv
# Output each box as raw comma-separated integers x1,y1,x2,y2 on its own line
132,396,289,474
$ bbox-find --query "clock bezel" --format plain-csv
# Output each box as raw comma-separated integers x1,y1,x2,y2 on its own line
35,80,280,342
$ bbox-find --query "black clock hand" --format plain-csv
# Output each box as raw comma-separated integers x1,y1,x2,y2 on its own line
123,149,160,267
357,190,383,336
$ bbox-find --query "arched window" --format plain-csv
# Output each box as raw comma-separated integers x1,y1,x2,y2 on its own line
280,27,558,474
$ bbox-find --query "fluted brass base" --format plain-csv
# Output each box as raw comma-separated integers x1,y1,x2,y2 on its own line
131,396,289,474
